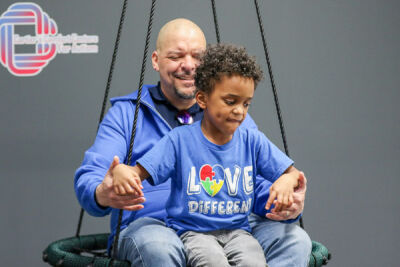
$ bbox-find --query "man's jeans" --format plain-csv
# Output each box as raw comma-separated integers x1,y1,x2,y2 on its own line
117,215,311,267
249,213,312,267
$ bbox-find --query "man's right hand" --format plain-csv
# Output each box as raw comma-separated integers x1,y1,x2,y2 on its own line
95,156,146,211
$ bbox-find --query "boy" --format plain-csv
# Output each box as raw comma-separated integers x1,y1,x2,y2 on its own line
112,44,302,266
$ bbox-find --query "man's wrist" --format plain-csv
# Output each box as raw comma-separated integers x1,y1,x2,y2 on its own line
94,184,108,209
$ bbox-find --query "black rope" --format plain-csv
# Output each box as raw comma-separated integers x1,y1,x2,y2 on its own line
210,0,221,43
112,0,157,259
75,0,129,238
253,0,304,228
75,208,84,238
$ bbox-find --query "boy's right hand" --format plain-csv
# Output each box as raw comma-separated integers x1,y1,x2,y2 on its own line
112,161,144,196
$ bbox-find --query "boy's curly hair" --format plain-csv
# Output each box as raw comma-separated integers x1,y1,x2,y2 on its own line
195,43,263,94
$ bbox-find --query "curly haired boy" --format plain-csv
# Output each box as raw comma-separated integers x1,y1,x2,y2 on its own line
112,44,303,267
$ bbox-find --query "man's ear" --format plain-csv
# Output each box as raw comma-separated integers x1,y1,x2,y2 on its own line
152,51,159,72
196,91,207,109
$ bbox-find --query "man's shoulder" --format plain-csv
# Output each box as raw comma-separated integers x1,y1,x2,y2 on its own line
109,84,156,105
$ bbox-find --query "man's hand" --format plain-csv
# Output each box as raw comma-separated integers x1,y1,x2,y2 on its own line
266,172,306,221
95,156,145,211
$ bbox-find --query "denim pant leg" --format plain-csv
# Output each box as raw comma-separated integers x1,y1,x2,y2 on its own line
180,231,230,267
249,213,312,267
224,229,267,267
117,217,186,267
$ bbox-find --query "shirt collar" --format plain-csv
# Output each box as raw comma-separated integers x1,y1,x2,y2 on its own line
148,82,201,114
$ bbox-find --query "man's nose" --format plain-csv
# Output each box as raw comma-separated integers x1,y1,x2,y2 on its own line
181,55,197,72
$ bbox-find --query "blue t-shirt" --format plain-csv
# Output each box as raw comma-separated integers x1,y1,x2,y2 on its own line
138,121,293,235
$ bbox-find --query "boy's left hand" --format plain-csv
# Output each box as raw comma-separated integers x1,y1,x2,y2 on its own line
266,172,306,220
265,170,302,212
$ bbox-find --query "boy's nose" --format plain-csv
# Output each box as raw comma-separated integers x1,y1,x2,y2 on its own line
233,106,244,115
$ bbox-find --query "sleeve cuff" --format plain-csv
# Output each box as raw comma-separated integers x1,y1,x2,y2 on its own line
86,183,112,216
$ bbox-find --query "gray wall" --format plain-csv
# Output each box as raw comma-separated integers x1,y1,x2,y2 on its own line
1,0,399,266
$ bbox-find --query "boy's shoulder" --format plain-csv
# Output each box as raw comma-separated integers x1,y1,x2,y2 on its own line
236,125,269,147
237,123,262,136
240,114,258,130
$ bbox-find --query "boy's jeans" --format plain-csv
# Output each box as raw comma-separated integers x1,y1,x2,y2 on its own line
117,214,311,267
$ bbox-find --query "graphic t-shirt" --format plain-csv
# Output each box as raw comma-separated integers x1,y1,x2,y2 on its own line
138,121,293,235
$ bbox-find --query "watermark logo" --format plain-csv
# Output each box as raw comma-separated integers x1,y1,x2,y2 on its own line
0,2,99,77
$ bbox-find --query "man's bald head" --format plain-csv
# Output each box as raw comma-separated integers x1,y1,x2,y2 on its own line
152,18,206,110
156,18,206,52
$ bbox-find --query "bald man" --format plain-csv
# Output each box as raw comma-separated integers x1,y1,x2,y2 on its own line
75,18,311,267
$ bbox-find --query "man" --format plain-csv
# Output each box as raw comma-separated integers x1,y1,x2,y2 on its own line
75,18,311,267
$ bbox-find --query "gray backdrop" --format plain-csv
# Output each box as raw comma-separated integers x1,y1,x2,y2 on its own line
1,0,399,266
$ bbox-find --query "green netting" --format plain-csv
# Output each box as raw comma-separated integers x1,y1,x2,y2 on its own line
308,240,330,267
43,234,330,267
43,234,130,267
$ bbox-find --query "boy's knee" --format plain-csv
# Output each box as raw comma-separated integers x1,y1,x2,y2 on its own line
237,254,267,267
189,250,230,267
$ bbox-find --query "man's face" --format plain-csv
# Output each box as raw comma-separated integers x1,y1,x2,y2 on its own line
197,75,255,144
152,28,206,101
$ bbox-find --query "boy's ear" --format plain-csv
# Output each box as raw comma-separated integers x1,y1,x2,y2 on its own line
196,91,207,109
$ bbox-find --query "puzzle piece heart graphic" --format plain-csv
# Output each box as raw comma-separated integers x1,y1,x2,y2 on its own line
199,164,224,197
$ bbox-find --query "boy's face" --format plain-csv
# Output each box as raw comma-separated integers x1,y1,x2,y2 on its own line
196,75,255,144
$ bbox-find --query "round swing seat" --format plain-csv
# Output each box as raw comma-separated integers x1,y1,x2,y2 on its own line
43,233,330,267
42,233,130,267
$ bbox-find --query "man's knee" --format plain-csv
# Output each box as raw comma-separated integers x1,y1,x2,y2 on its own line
289,225,312,255
138,239,186,264
269,223,312,255
118,217,186,267
268,224,311,267
250,217,311,266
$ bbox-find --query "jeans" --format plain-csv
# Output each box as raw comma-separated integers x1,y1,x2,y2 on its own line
249,213,312,267
116,217,186,267
180,229,266,267
117,215,311,267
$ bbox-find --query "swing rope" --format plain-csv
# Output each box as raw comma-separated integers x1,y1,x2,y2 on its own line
112,0,157,259
75,0,130,239
253,0,304,229
210,0,221,44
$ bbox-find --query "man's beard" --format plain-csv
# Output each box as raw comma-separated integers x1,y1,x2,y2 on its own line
174,86,196,100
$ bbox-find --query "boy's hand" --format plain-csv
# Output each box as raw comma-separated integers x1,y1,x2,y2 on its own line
112,162,144,196
266,172,306,220
95,156,145,211
265,169,301,212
